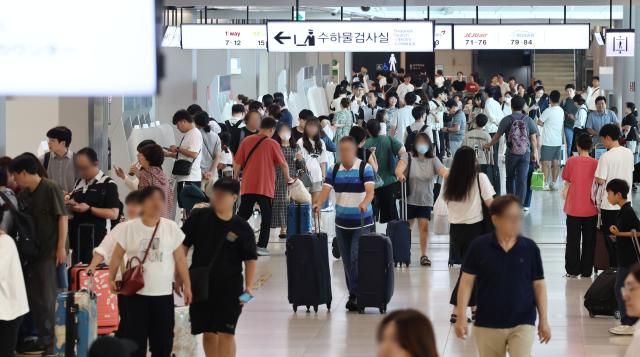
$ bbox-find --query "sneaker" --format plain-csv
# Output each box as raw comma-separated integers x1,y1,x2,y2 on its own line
563,274,579,279
256,247,271,256
420,256,432,266
346,296,358,312
543,184,550,191
523,207,530,212
609,324,636,335
549,182,557,191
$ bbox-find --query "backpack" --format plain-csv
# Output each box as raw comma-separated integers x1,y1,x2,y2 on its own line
0,190,40,264
331,160,367,188
43,151,76,170
507,114,530,156
405,124,428,153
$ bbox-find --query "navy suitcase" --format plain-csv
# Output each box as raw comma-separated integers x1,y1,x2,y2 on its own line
286,213,332,313
386,182,411,267
357,228,394,314
286,202,313,238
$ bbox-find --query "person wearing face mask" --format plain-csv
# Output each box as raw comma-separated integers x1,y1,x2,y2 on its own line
376,309,439,357
272,124,305,238
395,133,447,266
502,93,513,116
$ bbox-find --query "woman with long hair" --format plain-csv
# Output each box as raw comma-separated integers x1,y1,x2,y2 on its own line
297,118,328,202
395,133,448,266
193,111,221,185
443,146,495,323
377,309,439,357
622,102,638,157
272,123,305,238
376,109,389,137
385,93,400,134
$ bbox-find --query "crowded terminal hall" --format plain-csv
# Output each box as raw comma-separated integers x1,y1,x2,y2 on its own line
2,2,640,357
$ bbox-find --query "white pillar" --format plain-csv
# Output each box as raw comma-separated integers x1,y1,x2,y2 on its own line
613,6,635,111
634,5,640,105
344,52,353,82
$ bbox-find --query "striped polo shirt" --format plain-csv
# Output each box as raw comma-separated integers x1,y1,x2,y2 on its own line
324,159,375,229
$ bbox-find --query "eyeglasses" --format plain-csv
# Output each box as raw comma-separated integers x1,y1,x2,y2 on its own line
621,286,638,296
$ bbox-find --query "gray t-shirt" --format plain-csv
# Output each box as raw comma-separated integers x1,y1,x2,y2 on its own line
496,113,539,156
400,153,444,207
448,110,467,142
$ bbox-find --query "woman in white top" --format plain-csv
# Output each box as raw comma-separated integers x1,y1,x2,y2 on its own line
443,146,495,324
297,118,328,201
571,94,589,154
623,264,640,357
194,112,221,184
108,186,191,357
0,228,29,357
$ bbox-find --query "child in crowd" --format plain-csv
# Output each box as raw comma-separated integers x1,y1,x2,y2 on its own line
606,179,640,335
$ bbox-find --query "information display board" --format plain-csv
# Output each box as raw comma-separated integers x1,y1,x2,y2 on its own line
181,24,267,50
266,21,434,52
453,24,590,50
434,24,453,50
0,0,157,95
606,29,635,57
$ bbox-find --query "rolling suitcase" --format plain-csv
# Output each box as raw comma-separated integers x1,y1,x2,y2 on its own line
171,306,197,357
69,224,119,335
357,220,394,314
53,289,97,357
286,213,332,313
584,268,618,318
286,202,313,239
386,182,411,267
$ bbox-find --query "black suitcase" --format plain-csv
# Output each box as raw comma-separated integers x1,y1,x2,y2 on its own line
286,214,332,313
634,163,640,183
584,268,618,318
357,230,394,314
386,182,411,267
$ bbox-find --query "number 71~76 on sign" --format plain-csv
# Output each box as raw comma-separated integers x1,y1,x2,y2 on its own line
266,21,434,52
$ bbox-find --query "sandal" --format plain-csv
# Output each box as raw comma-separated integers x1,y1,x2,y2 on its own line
420,256,432,266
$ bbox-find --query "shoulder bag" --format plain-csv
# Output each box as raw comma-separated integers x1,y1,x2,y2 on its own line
241,136,268,170
365,148,385,189
172,137,201,176
189,231,226,303
118,221,160,296
477,175,494,234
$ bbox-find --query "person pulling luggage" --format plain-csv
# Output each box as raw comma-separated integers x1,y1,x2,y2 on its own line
314,136,375,312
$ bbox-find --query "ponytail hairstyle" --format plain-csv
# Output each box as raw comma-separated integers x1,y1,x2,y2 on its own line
193,111,212,133
626,102,637,117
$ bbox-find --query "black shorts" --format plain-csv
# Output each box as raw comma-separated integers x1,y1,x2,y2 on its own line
407,205,432,220
189,280,243,335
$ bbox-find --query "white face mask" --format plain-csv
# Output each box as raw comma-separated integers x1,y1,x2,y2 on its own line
281,132,291,141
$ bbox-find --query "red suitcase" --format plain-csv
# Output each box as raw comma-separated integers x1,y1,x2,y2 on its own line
69,265,119,335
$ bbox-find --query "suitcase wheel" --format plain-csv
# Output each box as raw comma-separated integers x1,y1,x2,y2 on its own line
379,306,387,314
293,305,298,313
313,305,318,313
358,308,365,314
394,262,398,268
306,305,311,313
588,311,595,318
326,303,331,312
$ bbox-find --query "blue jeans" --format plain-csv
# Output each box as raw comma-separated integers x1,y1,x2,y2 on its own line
449,140,463,158
523,161,536,208
505,153,530,204
564,127,574,158
616,266,640,326
335,225,373,297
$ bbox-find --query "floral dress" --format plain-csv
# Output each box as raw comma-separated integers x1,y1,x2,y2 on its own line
271,145,305,228
333,109,355,144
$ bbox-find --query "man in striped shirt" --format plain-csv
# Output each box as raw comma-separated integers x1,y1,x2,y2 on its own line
314,136,375,311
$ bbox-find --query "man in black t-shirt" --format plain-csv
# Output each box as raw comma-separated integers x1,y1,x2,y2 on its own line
181,178,257,351
606,179,640,335
452,71,466,93
68,148,121,265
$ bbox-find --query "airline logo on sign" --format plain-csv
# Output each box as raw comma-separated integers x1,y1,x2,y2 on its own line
453,24,589,50
434,24,452,50
266,21,434,52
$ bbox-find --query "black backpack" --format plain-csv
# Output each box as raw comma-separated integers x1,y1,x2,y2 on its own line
72,176,124,229
405,124,428,153
331,160,367,186
0,190,40,265
43,151,76,170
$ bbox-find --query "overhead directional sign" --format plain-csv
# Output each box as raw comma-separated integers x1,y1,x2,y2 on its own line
434,24,453,50
266,21,434,52
453,24,590,50
606,29,635,57
181,24,267,50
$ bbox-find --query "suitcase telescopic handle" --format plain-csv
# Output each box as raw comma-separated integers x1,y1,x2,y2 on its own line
400,181,407,221
314,210,321,234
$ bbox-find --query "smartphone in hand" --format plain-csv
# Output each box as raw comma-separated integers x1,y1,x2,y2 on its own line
239,292,253,304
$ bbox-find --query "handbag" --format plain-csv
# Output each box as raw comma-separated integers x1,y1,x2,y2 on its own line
366,149,385,189
477,176,494,234
432,187,449,235
118,221,160,296
189,235,225,303
172,137,201,176
530,169,545,191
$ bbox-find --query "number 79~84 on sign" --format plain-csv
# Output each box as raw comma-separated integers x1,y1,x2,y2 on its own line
266,21,434,52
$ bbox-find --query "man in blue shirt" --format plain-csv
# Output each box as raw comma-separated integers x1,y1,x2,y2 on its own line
586,96,619,144
455,195,551,356
314,136,375,311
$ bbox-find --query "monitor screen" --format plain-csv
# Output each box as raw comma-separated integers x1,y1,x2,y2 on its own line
0,0,157,95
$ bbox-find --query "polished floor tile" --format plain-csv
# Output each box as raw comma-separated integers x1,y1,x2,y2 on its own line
222,189,635,357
